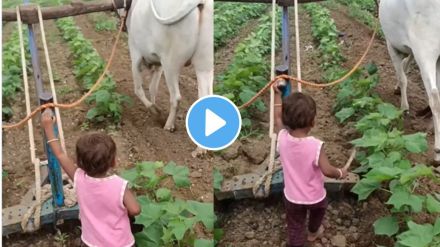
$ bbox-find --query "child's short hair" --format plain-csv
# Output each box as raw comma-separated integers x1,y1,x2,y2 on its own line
76,133,116,177
282,92,317,130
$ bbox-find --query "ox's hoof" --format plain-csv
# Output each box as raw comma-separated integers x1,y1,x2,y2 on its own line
403,110,410,117
191,147,207,158
164,125,176,133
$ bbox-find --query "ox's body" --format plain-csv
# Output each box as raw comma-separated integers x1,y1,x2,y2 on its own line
379,0,440,162
126,0,213,132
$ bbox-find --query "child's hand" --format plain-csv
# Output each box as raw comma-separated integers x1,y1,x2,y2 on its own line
41,109,55,129
339,168,348,179
273,80,282,95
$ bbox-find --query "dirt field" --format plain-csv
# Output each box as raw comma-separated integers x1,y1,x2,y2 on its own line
214,4,436,247
2,2,438,247
2,12,216,246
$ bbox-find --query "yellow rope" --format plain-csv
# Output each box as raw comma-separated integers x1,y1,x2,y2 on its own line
238,26,377,110
3,13,126,130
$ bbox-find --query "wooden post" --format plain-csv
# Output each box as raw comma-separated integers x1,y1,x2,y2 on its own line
2,0,129,23
2,0,324,24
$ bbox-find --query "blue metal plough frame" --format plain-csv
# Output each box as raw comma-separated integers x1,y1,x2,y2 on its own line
2,1,78,236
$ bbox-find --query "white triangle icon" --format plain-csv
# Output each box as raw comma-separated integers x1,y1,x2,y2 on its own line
205,109,226,137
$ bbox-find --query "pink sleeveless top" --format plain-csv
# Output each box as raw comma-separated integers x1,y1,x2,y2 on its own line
277,129,326,204
74,168,134,247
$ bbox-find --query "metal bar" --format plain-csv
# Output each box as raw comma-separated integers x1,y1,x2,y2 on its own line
2,200,79,236
281,6,290,72
42,118,65,207
2,161,77,236
215,169,359,200
23,0,64,208
26,22,44,98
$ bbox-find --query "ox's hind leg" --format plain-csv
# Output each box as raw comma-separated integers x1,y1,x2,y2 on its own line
413,52,440,163
149,65,163,105
387,42,410,112
162,63,182,132
192,0,214,98
131,53,154,109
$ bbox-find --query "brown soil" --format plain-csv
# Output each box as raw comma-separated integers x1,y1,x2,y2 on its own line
3,13,215,246
216,3,437,247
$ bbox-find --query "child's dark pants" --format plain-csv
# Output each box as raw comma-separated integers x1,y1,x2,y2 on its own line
284,195,327,247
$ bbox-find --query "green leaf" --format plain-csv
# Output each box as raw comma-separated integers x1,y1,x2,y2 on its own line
213,168,224,190
135,231,161,247
155,188,172,202
135,222,163,247
400,165,433,184
426,195,440,213
351,129,387,150
86,107,99,120
239,89,254,104
402,133,428,153
120,168,139,187
434,218,440,235
365,152,386,168
335,107,355,123
373,216,399,237
163,161,191,188
194,239,214,247
351,178,381,200
187,201,215,230
169,219,189,241
242,118,252,128
397,221,434,247
378,103,402,120
214,228,224,243
138,161,162,179
386,188,424,212
135,203,163,228
366,166,402,182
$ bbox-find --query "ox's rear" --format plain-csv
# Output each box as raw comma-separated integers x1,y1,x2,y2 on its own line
380,0,440,162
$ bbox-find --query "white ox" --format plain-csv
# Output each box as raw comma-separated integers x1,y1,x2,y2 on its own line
126,0,213,132
379,0,440,162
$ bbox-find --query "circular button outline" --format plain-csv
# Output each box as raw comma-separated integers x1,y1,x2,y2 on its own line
185,95,242,151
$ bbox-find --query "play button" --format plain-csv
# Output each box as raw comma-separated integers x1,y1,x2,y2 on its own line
186,95,241,150
205,109,226,137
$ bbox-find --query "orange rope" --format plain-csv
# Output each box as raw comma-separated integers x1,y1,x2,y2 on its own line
238,23,377,110
3,15,126,130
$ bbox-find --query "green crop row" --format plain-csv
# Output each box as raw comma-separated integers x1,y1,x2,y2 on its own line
326,0,384,38
215,9,281,130
214,3,267,50
2,28,29,120
304,3,344,72
55,17,131,124
305,4,440,245
121,161,217,247
336,0,377,14
332,64,440,247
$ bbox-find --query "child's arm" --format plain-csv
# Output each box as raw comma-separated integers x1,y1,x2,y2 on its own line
123,187,141,216
41,109,77,181
273,83,283,134
318,144,348,179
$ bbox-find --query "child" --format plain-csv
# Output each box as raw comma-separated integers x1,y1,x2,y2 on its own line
41,109,141,247
273,86,348,247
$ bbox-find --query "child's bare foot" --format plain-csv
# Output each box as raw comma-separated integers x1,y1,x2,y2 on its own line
307,225,324,242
